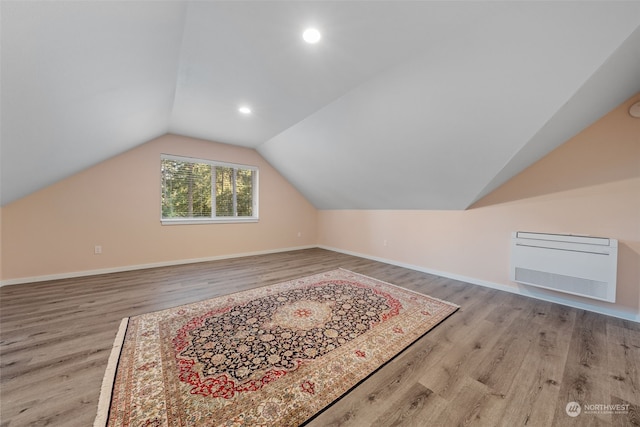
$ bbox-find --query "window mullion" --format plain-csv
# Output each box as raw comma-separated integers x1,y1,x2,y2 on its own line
232,168,237,216
252,170,257,217
212,166,217,218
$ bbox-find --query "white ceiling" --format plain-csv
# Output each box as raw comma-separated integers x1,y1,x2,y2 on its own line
2,1,639,209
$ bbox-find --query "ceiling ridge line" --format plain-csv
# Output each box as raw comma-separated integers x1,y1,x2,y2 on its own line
254,49,434,152
166,1,192,132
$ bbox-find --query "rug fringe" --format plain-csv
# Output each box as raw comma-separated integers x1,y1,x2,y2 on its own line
94,317,129,427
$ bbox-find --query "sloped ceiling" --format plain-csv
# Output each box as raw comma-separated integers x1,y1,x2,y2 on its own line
2,1,639,209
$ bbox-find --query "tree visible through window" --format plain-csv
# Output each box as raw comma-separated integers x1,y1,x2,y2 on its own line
161,155,257,222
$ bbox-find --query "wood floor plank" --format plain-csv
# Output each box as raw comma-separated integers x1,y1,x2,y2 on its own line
418,319,505,400
369,382,434,427
472,316,541,396
425,375,495,426
552,309,614,426
1,248,638,426
492,302,577,427
607,323,640,407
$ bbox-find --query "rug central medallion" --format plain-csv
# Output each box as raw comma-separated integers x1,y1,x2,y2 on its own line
173,280,400,398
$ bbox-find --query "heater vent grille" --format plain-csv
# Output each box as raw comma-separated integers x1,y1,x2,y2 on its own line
514,267,609,300
510,232,617,302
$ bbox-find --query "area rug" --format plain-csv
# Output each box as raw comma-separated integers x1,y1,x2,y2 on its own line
95,268,458,427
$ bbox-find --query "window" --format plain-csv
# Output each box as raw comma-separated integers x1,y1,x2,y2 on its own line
161,155,258,224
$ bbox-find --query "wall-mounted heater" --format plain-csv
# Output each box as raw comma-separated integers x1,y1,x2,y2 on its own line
510,231,618,302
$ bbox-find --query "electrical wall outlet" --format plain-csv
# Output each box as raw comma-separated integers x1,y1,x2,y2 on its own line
94,245,102,255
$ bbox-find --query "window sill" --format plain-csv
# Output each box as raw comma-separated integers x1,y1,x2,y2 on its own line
161,217,259,225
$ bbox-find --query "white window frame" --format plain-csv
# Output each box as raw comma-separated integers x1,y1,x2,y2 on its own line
161,154,259,225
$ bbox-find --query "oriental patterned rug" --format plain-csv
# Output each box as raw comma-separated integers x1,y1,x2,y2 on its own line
95,268,458,427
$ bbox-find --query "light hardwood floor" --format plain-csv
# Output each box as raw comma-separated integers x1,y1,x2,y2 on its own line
1,248,638,426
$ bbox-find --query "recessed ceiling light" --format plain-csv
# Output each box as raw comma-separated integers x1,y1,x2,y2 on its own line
238,106,252,115
302,28,321,44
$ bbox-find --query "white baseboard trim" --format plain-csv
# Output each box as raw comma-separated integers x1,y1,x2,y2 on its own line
318,245,640,323
0,245,317,287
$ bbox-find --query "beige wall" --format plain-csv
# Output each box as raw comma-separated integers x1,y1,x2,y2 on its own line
318,94,640,319
1,134,317,281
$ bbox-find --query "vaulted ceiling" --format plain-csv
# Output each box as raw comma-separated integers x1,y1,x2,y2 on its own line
2,1,639,209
